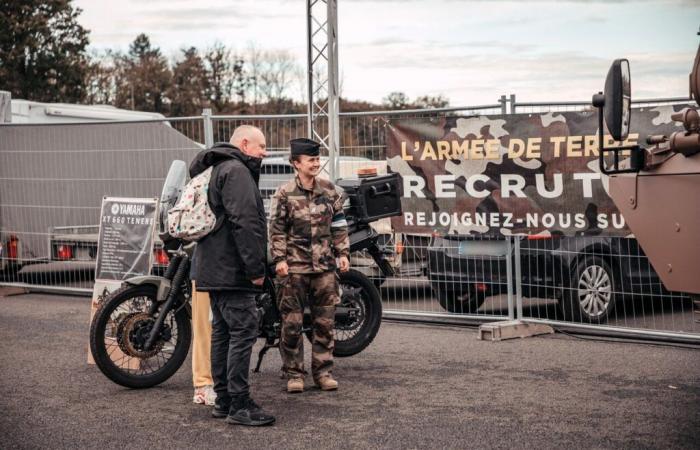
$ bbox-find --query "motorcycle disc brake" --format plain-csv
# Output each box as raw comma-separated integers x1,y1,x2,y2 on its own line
337,286,364,331
116,312,164,358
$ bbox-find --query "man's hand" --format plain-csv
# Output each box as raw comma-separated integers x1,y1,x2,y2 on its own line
251,276,265,286
276,261,289,277
338,256,350,272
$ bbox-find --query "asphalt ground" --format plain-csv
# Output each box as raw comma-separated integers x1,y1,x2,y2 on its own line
1,291,699,449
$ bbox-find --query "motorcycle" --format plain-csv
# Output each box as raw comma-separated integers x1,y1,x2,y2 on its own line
89,160,402,389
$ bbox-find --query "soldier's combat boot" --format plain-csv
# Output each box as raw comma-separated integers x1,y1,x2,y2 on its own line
225,396,276,426
315,375,338,391
287,377,304,393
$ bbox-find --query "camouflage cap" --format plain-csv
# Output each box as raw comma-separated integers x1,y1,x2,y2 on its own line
290,138,320,157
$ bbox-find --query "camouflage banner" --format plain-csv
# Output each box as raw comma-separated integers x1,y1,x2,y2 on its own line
387,105,689,236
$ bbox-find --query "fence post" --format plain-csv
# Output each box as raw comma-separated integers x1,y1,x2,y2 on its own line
514,236,523,319
202,108,214,149
510,94,517,114
499,95,507,114
506,236,515,319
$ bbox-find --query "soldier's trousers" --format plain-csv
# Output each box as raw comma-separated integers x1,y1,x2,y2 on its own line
276,271,339,380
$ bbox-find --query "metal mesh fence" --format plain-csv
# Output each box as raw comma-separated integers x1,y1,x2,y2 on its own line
517,236,698,337
0,118,205,293
1,98,698,341
336,104,508,320
513,97,693,114
513,101,593,114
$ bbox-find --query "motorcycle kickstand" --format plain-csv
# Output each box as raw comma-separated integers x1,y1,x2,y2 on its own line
253,338,278,373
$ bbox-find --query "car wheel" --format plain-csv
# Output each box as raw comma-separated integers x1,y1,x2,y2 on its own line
435,286,486,314
562,256,617,324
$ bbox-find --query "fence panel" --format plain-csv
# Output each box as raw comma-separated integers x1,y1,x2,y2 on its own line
0,118,205,293
2,99,698,342
515,236,699,340
334,99,699,340
337,105,507,321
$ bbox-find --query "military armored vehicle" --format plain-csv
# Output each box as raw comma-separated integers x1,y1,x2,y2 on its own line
593,33,700,320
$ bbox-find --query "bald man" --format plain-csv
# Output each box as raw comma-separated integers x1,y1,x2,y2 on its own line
188,125,275,426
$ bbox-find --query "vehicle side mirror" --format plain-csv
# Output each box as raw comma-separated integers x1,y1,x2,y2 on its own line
604,59,631,141
592,59,641,175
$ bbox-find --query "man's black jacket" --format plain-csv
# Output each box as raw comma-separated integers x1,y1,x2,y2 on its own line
189,142,267,292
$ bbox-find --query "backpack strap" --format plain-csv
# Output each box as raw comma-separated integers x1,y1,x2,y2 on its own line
206,161,228,236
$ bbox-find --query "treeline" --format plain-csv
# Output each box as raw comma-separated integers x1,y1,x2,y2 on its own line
0,0,450,116
84,34,307,116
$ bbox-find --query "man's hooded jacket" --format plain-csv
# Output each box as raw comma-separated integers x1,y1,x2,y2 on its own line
189,142,267,292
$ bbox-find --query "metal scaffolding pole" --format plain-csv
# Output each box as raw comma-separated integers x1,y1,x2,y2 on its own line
306,0,340,180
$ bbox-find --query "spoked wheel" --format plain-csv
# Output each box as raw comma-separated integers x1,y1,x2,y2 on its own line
303,269,382,357
333,269,382,357
89,284,191,388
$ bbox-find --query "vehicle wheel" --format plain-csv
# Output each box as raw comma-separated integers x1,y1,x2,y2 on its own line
435,286,486,314
305,269,382,357
561,256,617,324
89,284,192,389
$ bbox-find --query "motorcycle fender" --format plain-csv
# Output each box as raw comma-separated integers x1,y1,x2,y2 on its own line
125,276,172,302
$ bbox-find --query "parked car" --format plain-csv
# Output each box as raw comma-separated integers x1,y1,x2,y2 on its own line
427,234,675,323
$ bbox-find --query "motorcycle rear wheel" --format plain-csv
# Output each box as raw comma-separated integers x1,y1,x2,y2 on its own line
89,284,191,389
305,269,382,357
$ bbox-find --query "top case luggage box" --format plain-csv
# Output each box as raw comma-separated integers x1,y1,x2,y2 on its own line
336,172,402,224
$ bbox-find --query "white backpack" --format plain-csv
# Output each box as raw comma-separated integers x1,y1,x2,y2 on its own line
167,166,218,241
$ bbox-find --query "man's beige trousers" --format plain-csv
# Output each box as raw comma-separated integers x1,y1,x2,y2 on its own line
191,282,213,387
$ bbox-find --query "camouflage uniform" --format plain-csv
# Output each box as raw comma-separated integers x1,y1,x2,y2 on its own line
269,176,350,380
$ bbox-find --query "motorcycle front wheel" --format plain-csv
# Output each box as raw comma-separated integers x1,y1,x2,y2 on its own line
89,284,192,389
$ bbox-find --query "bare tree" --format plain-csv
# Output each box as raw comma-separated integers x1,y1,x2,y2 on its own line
414,94,450,109
245,44,302,107
383,91,410,109
204,42,248,111
246,43,263,110
84,50,117,105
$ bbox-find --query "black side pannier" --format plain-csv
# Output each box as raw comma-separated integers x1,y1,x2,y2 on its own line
337,172,402,224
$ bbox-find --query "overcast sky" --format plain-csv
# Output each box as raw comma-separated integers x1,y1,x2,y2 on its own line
73,0,699,106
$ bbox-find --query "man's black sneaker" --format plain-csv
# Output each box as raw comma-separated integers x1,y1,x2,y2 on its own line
225,397,276,426
211,398,231,419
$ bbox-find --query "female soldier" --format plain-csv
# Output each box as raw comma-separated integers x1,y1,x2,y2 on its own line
268,138,350,393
